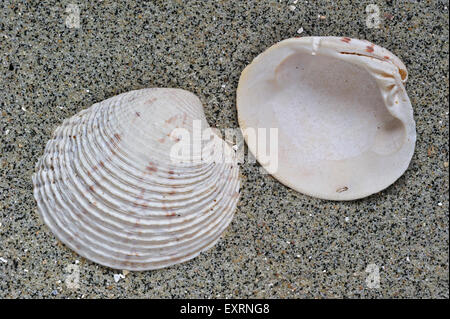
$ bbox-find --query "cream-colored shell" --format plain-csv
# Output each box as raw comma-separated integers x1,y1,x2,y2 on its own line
237,37,416,200
32,88,240,270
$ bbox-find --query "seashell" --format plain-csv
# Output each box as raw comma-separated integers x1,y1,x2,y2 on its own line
237,37,416,200
32,88,240,270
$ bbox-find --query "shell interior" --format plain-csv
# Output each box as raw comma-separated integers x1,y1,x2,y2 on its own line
237,37,416,200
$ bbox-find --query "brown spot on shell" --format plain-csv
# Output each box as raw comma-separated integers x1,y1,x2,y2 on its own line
387,84,395,91
341,37,351,43
165,115,178,124
380,71,394,79
398,68,407,81
133,202,149,209
146,97,157,105
336,186,349,193
136,112,141,117
366,45,374,53
146,162,158,173
339,51,375,59
133,219,142,228
109,133,121,150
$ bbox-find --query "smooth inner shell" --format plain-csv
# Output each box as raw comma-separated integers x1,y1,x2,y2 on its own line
274,53,405,161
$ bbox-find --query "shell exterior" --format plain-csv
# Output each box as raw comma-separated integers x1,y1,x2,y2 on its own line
237,37,416,200
32,88,240,270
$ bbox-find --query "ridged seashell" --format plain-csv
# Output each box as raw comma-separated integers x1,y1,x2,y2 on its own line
32,88,240,270
237,37,416,200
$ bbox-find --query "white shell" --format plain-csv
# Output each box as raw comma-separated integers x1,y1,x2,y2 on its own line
237,37,416,200
32,88,240,270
